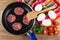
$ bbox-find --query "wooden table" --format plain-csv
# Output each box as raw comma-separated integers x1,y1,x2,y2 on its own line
0,0,60,40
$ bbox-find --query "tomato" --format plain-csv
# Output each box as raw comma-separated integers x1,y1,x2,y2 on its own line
53,27,58,31
47,26,53,31
48,32,54,36
52,21,59,27
43,30,48,34
54,30,59,35
53,0,60,6
42,26,47,29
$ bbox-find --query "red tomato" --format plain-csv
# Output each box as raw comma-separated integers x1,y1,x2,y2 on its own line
53,27,58,31
47,26,53,31
54,0,60,6
48,32,54,36
42,26,47,29
54,30,59,35
52,21,59,27
43,30,48,34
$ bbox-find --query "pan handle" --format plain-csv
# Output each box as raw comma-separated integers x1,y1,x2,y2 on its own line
16,0,22,2
27,30,37,40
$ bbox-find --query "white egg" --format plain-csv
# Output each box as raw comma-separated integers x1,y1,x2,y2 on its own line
34,4,42,11
37,13,46,21
42,19,52,26
48,10,57,19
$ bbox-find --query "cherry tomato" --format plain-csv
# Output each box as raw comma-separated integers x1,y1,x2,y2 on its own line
47,26,53,31
43,30,48,34
54,30,59,35
48,32,54,36
52,21,59,27
53,27,58,31
42,26,47,29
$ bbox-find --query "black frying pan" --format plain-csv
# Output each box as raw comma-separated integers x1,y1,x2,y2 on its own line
2,2,37,40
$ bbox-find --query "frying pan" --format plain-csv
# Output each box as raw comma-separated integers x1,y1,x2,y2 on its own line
2,2,37,40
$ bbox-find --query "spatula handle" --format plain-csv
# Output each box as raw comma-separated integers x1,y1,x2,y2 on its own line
37,4,57,14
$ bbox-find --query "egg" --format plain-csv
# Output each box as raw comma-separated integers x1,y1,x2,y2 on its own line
48,10,57,19
34,4,43,11
37,13,46,21
42,19,52,26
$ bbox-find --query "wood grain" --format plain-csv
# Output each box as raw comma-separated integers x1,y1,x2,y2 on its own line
0,0,60,40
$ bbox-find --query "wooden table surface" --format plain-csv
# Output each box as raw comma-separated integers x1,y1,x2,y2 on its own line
0,0,60,40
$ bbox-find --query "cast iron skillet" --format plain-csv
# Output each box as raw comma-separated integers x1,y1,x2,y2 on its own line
2,2,37,40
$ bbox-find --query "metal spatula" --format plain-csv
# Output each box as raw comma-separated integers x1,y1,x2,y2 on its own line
26,4,57,21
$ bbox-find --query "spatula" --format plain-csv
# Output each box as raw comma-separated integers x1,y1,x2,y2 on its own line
26,4,57,21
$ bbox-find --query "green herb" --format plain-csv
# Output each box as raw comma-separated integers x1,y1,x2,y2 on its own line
34,25,43,34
